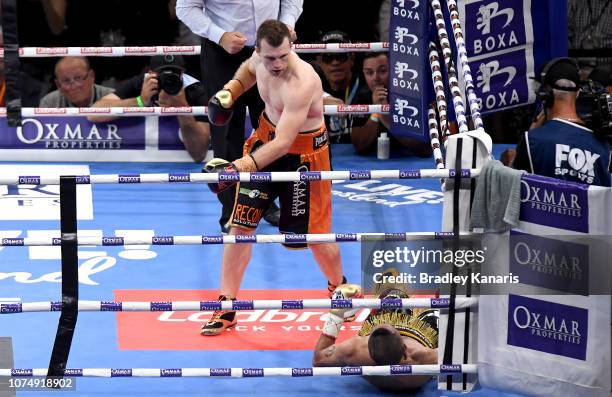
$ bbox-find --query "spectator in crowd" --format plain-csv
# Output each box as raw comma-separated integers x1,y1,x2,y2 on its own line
512,58,611,186
39,57,114,108
175,0,300,232
89,55,210,162
316,30,369,143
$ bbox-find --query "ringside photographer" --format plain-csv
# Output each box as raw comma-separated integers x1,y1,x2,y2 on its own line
509,58,611,186
88,55,210,162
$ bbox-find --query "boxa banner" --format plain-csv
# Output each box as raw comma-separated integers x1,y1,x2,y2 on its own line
388,0,432,141
459,0,568,113
0,116,199,162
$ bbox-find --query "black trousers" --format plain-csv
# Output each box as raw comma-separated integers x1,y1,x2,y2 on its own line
201,38,265,229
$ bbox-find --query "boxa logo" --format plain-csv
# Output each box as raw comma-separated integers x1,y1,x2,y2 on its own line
393,62,419,92
476,61,519,110
393,27,418,45
393,99,420,128
476,61,515,93
555,145,600,184
476,2,514,34
396,0,419,9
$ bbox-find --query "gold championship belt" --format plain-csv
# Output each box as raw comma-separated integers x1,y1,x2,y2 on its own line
359,268,438,349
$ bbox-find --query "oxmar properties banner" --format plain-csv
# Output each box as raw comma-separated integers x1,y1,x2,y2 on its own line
0,116,198,162
459,0,568,113
389,0,432,141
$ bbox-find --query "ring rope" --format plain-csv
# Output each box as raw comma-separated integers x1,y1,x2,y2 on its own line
0,297,478,314
446,0,485,132
0,104,389,118
0,43,389,58
427,45,451,137
429,1,470,134
0,231,466,247
0,168,479,186
0,364,478,377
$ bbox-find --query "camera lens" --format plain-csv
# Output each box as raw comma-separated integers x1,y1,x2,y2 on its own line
158,70,183,96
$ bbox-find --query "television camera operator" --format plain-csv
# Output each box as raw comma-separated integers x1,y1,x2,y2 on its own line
511,58,611,186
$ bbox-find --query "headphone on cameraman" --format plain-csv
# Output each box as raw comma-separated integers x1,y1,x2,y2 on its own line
537,57,580,108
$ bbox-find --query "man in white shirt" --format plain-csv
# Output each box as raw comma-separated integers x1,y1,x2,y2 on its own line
176,0,303,233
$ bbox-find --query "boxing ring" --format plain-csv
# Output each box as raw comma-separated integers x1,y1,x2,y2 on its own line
1,1,610,396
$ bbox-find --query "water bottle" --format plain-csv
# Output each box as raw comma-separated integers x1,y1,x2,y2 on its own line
377,132,390,160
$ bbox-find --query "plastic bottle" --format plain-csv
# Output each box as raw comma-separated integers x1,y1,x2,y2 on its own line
377,132,390,160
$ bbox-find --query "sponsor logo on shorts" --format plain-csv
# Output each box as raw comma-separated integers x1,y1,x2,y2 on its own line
291,368,313,377
101,302,122,311
242,368,264,377
111,369,133,377
233,204,264,228
210,368,231,376
102,237,124,246
340,367,362,375
239,188,269,200
313,131,329,150
152,236,174,245
161,369,182,377
18,176,41,185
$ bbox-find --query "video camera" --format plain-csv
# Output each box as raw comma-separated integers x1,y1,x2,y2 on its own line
576,80,612,137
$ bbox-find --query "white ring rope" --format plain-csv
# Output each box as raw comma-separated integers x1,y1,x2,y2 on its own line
427,45,451,137
446,0,485,132
0,231,466,247
0,297,478,314
0,168,480,186
0,104,389,118
0,364,478,377
429,0,470,134
0,43,389,58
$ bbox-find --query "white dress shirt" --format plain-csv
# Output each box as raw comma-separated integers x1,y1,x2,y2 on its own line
176,0,303,47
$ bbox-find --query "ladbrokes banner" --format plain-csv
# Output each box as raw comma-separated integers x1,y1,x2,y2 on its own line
459,0,568,113
0,116,199,162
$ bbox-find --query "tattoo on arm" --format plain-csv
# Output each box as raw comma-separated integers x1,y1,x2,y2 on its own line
324,346,336,357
